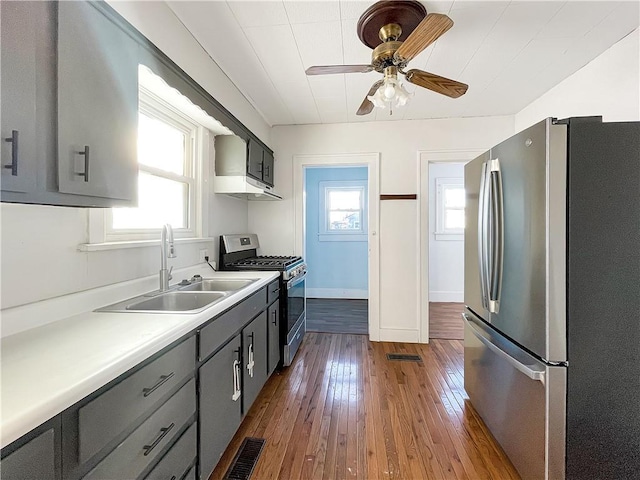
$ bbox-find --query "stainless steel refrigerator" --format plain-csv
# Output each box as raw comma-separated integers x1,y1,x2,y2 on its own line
463,116,639,480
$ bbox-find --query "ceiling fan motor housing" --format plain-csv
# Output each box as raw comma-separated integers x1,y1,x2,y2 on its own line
371,40,405,72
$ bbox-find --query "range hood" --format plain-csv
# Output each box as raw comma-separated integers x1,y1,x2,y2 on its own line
212,174,282,201
213,134,282,201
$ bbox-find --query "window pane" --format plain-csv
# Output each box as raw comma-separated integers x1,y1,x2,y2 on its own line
445,186,465,208
329,189,361,210
329,211,361,230
138,112,186,175
112,172,187,229
445,208,465,230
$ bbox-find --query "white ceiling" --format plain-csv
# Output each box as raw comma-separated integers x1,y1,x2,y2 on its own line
166,1,639,126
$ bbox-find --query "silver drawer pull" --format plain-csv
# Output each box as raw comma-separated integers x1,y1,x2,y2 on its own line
4,130,19,176
142,422,174,456
142,372,175,397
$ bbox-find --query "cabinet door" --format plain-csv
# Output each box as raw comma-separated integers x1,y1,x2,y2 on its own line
247,139,263,182
262,150,274,187
199,336,242,480
57,1,138,202
1,1,37,193
242,312,268,413
267,300,281,375
1,428,56,480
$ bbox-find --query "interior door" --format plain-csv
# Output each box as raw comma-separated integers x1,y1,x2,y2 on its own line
464,151,491,323
486,120,550,360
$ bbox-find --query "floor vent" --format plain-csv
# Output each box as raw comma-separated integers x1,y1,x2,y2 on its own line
387,353,422,362
223,437,266,480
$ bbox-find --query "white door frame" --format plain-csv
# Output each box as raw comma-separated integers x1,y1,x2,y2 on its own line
418,149,483,342
293,153,381,341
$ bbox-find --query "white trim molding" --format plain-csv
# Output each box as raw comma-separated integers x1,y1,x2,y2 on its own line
307,288,368,300
418,149,484,343
293,153,381,341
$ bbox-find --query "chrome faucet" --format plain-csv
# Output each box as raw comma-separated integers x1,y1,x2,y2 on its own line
159,224,176,292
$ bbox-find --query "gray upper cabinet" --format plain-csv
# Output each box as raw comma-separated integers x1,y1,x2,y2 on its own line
1,1,37,194
247,139,275,187
57,1,138,203
247,139,264,182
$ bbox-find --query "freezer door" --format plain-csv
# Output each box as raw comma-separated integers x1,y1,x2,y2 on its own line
464,150,492,322
464,311,566,480
486,119,567,362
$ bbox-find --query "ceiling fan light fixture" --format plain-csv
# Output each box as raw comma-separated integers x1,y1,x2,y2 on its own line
368,76,411,111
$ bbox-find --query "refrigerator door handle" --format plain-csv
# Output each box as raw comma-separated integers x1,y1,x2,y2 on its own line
464,313,545,385
487,159,504,313
478,162,490,310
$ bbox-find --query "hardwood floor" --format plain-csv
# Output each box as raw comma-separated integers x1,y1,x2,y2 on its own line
306,299,369,335
429,302,465,340
209,333,519,480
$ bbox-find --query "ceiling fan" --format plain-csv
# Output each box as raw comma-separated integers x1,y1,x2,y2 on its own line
305,0,468,115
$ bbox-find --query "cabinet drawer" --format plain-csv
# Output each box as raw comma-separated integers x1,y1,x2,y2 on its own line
1,428,56,480
84,379,196,480
199,288,266,361
267,280,280,304
79,337,195,463
144,422,196,480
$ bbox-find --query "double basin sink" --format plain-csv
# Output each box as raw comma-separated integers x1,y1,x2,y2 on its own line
97,278,257,314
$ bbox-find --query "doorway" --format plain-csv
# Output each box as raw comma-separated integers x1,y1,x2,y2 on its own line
304,166,369,335
293,153,380,341
427,162,466,340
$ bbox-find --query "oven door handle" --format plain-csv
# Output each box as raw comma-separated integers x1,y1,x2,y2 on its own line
287,272,306,289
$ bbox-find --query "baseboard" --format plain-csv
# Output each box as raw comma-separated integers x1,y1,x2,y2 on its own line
378,328,421,343
307,288,368,299
429,291,463,302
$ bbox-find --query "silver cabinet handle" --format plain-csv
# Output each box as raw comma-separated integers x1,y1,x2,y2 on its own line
272,309,278,326
4,130,19,176
247,333,255,378
76,145,90,182
464,314,545,384
232,349,241,401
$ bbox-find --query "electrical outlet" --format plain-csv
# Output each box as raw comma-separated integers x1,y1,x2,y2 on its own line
199,249,209,263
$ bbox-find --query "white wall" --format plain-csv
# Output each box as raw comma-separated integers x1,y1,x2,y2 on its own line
428,163,465,303
249,116,514,342
516,30,640,131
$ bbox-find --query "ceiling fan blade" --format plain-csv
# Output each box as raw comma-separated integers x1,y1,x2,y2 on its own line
404,69,468,98
306,65,374,75
356,80,383,116
394,13,453,63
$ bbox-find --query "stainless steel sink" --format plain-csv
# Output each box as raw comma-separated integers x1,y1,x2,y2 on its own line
178,278,256,292
96,291,227,314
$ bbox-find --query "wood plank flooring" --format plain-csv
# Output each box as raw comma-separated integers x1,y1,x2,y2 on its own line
209,333,519,480
429,303,465,340
307,299,369,335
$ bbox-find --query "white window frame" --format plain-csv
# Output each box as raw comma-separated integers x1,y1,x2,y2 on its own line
435,177,464,240
84,86,210,249
319,180,367,242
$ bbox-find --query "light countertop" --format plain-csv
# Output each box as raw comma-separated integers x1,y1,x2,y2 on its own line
0,269,279,448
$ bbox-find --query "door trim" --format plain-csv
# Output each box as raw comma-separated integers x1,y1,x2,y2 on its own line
293,153,380,340
418,150,483,342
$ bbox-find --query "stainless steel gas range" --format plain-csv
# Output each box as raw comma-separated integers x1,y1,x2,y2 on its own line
219,234,307,367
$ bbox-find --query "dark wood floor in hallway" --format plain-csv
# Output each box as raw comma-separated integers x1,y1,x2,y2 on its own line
209,333,519,480
429,302,465,340
307,298,369,335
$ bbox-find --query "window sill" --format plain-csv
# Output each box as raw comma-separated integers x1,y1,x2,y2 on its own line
318,233,367,242
434,233,464,241
78,237,215,252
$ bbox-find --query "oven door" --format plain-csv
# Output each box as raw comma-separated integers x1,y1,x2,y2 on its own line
286,273,306,335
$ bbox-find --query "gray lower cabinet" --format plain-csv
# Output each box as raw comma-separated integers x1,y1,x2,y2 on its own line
199,336,243,480
242,312,268,413
84,379,196,480
1,427,57,480
57,1,138,203
267,300,281,375
144,422,196,480
0,1,37,194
